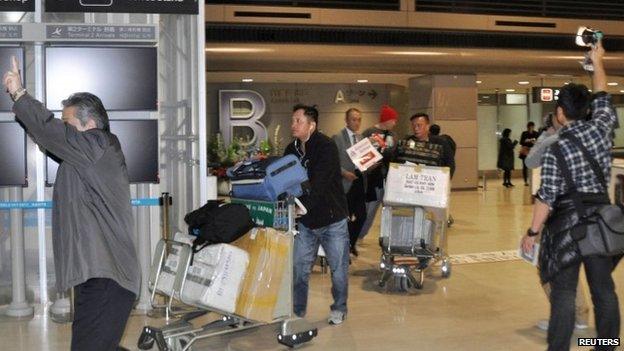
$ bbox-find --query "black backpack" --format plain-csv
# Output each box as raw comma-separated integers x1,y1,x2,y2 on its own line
184,200,255,253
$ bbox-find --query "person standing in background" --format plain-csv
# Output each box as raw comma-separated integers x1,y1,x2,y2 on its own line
333,108,367,257
359,105,398,241
520,121,539,186
497,128,517,187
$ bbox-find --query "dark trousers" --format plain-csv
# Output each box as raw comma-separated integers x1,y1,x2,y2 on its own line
72,278,136,351
548,256,620,351
522,159,529,183
503,170,512,185
346,177,367,249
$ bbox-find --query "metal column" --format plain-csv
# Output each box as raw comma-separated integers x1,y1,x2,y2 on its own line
135,184,153,312
5,187,34,318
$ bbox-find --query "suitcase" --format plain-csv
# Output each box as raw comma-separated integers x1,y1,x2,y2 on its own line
380,206,434,254
228,155,309,201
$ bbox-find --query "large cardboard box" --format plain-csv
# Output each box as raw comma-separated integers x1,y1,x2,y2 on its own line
232,227,290,322
384,163,450,208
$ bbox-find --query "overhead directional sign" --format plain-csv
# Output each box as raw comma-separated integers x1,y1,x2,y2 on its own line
0,1,35,12
45,0,198,14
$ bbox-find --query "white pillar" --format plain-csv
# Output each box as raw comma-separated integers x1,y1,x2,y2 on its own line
134,184,152,312
6,187,34,318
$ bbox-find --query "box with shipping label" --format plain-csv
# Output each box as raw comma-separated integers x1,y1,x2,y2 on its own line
384,162,450,209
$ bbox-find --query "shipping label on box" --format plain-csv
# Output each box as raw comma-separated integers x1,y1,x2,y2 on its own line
384,163,450,208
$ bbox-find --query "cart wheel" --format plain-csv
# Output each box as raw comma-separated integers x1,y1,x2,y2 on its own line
441,259,451,278
398,275,410,292
414,270,424,289
447,215,454,228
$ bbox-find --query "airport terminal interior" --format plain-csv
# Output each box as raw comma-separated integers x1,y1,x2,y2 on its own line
1,1,624,350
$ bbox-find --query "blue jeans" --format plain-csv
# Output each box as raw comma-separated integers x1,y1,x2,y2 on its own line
293,218,349,317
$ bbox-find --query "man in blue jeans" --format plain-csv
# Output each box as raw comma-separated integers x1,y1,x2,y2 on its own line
284,104,349,325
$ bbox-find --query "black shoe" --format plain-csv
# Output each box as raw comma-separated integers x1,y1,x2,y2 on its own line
503,183,510,187
508,183,515,187
524,182,529,186
350,246,359,257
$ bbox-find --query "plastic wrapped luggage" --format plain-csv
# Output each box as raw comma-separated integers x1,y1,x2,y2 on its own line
156,233,249,313
228,155,309,201
380,206,435,254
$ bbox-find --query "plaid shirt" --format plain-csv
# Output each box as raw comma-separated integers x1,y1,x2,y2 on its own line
537,92,618,208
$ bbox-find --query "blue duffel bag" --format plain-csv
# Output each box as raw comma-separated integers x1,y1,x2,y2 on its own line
227,155,309,201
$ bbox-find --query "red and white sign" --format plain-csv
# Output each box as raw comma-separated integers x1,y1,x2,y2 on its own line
540,88,554,102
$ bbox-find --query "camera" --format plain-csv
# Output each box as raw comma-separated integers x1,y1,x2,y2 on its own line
576,27,603,47
576,27,604,72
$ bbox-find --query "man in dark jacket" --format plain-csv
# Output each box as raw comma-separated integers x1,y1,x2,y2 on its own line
396,113,455,176
332,108,366,257
521,41,620,351
284,104,349,325
4,57,139,350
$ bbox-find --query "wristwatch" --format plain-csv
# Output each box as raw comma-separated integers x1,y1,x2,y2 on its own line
10,87,26,102
526,228,539,237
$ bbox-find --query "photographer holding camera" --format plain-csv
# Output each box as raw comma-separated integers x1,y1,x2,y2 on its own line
521,39,621,350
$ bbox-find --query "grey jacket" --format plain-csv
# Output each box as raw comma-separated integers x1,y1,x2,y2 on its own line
332,127,360,193
525,131,560,169
14,94,140,295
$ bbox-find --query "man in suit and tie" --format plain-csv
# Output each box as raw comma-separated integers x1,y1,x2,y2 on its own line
333,108,367,256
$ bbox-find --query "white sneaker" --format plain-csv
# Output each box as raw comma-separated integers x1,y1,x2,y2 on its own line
536,319,589,331
328,310,346,325
575,321,589,330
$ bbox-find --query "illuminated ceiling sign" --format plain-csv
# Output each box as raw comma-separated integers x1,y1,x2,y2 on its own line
532,87,560,103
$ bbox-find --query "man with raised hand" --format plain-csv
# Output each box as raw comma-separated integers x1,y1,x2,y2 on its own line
4,57,139,351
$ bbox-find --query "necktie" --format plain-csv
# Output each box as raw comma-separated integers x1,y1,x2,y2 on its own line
352,134,358,146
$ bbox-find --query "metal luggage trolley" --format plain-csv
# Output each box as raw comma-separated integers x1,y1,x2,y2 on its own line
138,196,317,350
377,163,452,292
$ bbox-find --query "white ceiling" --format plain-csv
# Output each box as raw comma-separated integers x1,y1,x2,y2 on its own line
205,43,624,93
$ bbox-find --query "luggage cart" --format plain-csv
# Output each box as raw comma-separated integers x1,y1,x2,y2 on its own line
138,196,317,350
378,165,452,292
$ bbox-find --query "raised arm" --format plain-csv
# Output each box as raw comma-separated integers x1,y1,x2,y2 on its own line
591,40,606,93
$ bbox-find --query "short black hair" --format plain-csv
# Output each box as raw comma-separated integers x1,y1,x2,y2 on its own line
410,113,430,122
556,83,591,121
502,128,511,138
293,104,319,125
527,121,535,129
429,124,441,136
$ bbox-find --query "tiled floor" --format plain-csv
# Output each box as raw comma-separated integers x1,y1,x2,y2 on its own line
1,181,623,350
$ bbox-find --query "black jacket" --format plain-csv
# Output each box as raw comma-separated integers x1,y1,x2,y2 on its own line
395,135,456,176
284,131,348,229
497,137,517,171
539,193,609,283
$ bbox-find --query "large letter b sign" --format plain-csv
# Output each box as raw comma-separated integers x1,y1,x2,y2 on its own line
219,90,268,146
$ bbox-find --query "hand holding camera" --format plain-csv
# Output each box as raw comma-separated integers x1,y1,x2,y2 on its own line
576,27,604,72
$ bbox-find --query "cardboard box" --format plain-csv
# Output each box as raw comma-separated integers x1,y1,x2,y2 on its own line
384,162,450,208
232,227,290,322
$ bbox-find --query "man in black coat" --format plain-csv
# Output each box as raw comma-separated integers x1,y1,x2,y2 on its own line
284,104,349,325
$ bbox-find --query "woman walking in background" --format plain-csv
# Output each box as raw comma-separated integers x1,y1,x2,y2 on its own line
497,128,518,187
